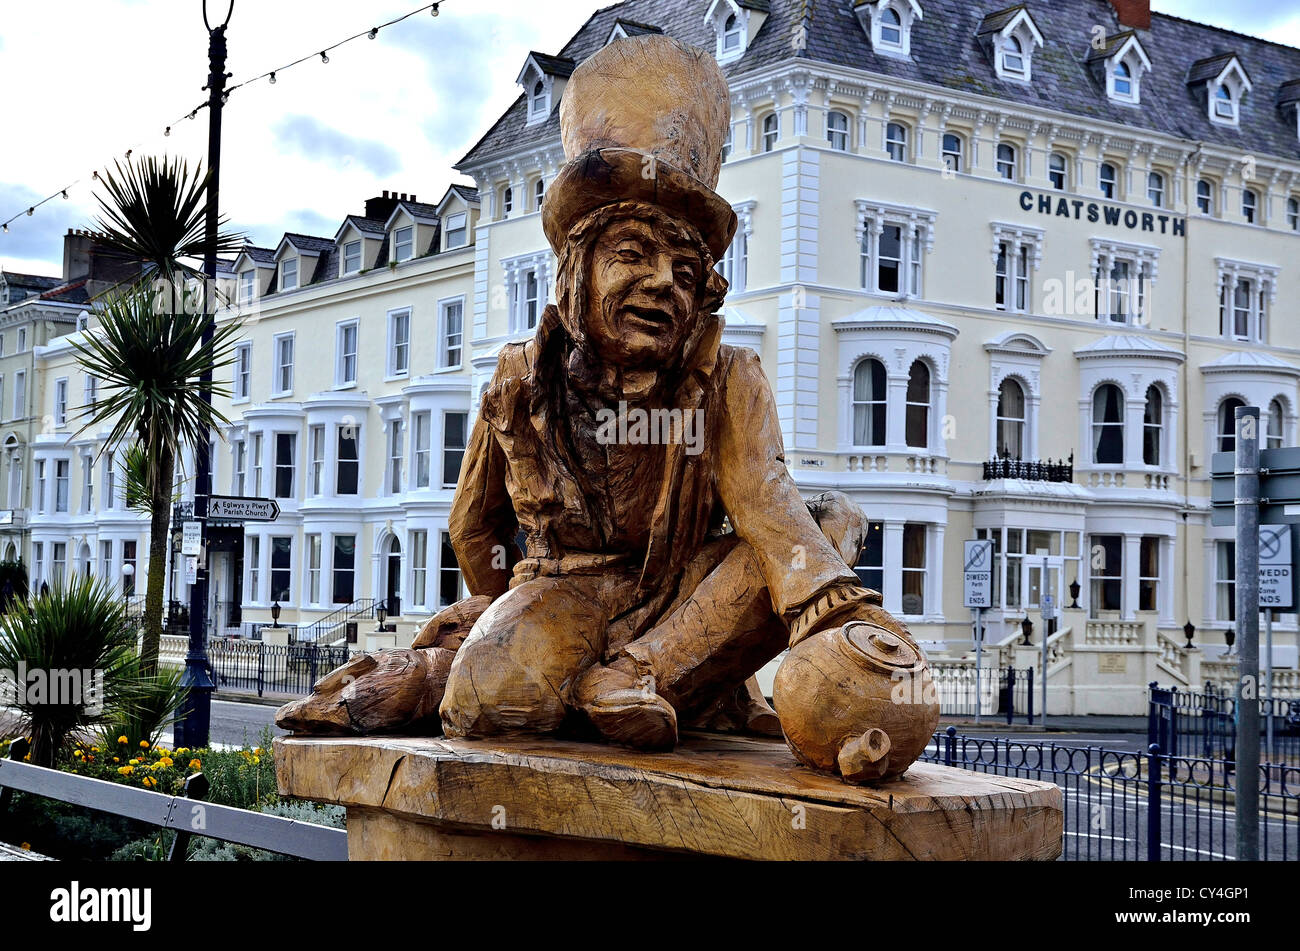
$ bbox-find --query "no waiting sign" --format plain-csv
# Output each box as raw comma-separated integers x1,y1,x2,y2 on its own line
964,539,994,609
1259,525,1296,612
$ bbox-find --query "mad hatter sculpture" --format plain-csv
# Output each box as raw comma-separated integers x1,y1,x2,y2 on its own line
278,35,939,783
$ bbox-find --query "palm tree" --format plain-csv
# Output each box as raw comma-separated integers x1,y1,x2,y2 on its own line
71,155,244,672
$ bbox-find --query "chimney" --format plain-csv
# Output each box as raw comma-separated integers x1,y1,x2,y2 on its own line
364,191,402,222
1109,0,1150,30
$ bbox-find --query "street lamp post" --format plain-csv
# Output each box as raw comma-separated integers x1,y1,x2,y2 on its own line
175,0,233,749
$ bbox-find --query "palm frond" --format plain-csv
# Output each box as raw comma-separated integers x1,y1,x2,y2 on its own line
70,287,244,472
93,155,244,277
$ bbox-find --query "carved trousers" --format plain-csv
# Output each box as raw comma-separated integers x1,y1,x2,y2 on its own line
439,494,865,739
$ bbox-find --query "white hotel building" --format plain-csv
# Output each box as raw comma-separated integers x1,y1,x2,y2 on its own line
26,0,1300,711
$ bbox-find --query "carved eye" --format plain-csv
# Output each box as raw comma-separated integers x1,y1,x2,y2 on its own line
673,261,698,283
615,242,644,263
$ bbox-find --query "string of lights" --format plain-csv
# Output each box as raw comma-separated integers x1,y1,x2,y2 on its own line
0,1,445,237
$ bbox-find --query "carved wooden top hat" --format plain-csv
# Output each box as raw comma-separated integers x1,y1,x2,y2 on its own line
541,35,738,261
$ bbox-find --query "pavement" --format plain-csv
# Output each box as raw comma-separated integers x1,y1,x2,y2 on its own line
941,714,1148,734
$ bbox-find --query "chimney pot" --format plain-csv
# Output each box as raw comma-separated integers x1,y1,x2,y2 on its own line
383,190,389,199
1108,0,1150,29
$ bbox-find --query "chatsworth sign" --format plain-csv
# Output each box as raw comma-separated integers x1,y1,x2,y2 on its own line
1019,191,1188,236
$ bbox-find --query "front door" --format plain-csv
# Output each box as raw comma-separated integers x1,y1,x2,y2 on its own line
386,541,401,617
1024,553,1064,617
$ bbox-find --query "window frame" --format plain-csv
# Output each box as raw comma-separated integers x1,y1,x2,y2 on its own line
280,257,299,292
335,319,359,388
996,143,1017,181
439,296,465,369
233,343,251,403
387,307,411,378
342,239,362,276
393,226,414,263
443,411,468,489
272,332,294,397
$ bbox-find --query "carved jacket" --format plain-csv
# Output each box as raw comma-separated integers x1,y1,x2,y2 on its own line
448,304,858,643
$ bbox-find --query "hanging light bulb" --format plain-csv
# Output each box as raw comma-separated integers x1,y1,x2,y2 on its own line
165,126,171,137
368,27,378,39
320,50,329,63
26,208,33,216
125,149,132,159
61,190,68,199
431,2,440,15
2,223,8,233
269,71,276,84
93,170,100,181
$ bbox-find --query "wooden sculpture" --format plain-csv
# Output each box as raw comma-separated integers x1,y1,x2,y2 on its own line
277,35,940,783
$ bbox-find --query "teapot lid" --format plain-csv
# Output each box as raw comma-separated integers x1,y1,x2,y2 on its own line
842,622,922,672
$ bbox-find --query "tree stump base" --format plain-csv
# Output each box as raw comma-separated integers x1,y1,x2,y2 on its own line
274,732,1062,861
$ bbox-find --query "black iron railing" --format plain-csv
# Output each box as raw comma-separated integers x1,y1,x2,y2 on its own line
982,453,1074,483
925,727,1298,861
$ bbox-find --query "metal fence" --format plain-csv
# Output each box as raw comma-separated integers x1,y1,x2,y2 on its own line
1149,682,1300,765
206,640,355,698
922,728,1299,861
933,666,1034,724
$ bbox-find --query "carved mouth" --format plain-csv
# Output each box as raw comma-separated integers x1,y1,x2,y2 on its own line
621,305,674,331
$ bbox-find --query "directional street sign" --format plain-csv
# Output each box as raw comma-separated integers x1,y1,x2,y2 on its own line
206,495,281,522
1211,447,1300,526
963,539,993,609
1258,525,1296,612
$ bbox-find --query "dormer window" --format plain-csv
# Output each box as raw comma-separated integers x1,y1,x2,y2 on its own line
445,212,467,249
1114,62,1132,98
239,270,255,303
979,7,1044,84
1001,35,1026,77
705,1,766,63
343,240,362,275
1190,54,1251,127
722,14,742,52
517,53,572,128
530,79,546,118
1214,84,1236,121
1091,32,1151,105
394,226,414,262
857,1,922,57
281,258,298,292
879,7,902,46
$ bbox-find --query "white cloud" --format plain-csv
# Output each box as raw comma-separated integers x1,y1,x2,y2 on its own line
0,0,598,274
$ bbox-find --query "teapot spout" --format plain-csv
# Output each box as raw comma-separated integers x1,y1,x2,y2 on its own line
837,728,892,783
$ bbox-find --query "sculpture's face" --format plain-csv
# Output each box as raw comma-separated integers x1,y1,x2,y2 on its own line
583,217,703,368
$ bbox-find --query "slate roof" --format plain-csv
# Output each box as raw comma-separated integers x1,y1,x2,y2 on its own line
1085,30,1141,63
1186,52,1243,85
458,0,1300,171
976,5,1029,37
612,18,663,37
1075,333,1184,360
339,215,388,237
281,233,335,254
3,272,61,293
38,279,90,304
529,52,577,77
239,245,277,266
1280,79,1300,106
448,184,480,204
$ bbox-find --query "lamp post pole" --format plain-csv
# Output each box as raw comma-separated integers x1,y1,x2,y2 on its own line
1233,405,1260,862
175,2,233,749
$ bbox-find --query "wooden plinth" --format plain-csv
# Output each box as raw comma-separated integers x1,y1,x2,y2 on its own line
275,732,1062,861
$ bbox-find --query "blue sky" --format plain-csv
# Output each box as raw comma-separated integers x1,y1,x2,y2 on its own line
2,0,1298,276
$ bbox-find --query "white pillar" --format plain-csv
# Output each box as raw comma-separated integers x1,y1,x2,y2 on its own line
883,522,904,616
1122,534,1141,622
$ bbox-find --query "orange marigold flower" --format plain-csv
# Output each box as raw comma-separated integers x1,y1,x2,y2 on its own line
117,736,128,744
188,759,202,770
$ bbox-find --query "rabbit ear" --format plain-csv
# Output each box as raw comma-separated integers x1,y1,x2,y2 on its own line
838,728,892,784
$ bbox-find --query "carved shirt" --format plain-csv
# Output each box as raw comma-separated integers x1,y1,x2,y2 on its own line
448,312,857,632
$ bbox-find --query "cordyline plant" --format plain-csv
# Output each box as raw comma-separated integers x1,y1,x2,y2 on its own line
0,575,144,767
70,154,245,673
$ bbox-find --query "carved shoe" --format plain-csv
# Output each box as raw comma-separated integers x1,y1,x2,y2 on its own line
574,663,678,752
